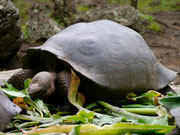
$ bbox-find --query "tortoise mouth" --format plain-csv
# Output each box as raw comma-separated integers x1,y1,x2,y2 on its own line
28,81,55,99
28,84,43,99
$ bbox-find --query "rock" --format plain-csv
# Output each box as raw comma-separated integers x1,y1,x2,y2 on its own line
24,3,63,43
76,0,108,7
7,43,36,69
0,0,23,67
78,5,142,31
52,0,77,26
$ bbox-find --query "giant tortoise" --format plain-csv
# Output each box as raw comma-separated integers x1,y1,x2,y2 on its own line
8,20,177,106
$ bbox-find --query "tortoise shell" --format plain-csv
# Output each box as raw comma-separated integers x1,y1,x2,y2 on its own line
23,20,176,102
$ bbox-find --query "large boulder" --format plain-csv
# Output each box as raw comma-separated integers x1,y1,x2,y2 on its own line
0,0,23,67
6,4,63,69
7,43,36,69
52,0,77,26
24,4,63,43
78,5,142,31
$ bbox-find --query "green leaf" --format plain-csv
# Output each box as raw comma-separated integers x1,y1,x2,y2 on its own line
121,104,157,115
24,97,44,117
0,87,28,99
24,98,51,118
159,96,180,127
4,81,19,92
30,133,67,135
128,90,161,100
166,92,177,97
85,102,97,110
156,105,172,120
18,121,40,129
34,99,51,117
122,104,156,108
0,81,29,99
14,114,52,123
21,78,31,95
39,115,63,128
121,108,157,115
159,96,180,110
97,101,168,125
98,123,175,135
93,113,128,126
24,78,31,89
20,123,175,135
69,125,80,135
126,90,161,105
65,110,94,124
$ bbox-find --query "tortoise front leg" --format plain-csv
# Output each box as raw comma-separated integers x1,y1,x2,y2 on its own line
55,70,73,111
55,69,86,111
56,70,71,98
7,69,36,90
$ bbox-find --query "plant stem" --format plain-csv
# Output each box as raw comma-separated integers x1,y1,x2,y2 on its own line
97,101,140,119
121,108,157,115
85,102,97,110
97,101,168,125
18,121,40,128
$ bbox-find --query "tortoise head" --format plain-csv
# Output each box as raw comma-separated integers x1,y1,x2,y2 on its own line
28,71,56,99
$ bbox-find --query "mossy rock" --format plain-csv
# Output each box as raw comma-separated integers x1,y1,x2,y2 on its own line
0,0,23,66
23,3,64,43
77,5,142,32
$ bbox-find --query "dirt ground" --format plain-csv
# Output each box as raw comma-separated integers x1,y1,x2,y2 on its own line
144,11,180,72
143,11,180,85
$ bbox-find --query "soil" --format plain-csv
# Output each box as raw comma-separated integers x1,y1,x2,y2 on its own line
144,11,180,73
143,11,180,85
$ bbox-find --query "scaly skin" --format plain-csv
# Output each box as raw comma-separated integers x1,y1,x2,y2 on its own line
28,71,56,99
7,69,36,90
55,70,75,111
56,70,71,100
7,69,80,111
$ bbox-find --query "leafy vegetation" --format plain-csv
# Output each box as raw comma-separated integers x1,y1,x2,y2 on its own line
108,0,180,12
13,0,31,22
76,5,91,12
21,23,30,40
0,70,178,134
140,13,163,32
159,94,180,128
148,21,163,32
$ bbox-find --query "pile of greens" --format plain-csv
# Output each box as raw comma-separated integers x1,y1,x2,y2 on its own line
0,72,179,135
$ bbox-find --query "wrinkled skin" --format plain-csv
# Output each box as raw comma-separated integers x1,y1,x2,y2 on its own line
7,68,74,111
28,71,56,99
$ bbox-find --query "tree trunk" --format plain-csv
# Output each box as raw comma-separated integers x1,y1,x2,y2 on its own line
131,0,138,9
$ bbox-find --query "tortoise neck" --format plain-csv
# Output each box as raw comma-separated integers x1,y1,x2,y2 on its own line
50,72,57,80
